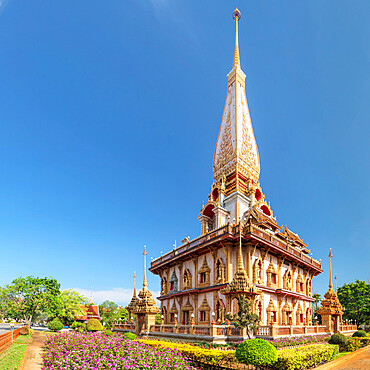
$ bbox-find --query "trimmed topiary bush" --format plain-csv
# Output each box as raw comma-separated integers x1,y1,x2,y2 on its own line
103,330,113,336
123,332,137,340
328,333,347,346
352,330,367,337
235,338,277,367
47,318,64,332
86,318,104,332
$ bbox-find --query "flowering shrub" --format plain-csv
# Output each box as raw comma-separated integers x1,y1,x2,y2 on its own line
42,332,199,369
342,337,370,352
264,344,339,370
267,334,330,348
140,339,238,367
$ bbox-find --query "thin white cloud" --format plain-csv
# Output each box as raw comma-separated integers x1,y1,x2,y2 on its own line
0,0,10,12
69,287,160,306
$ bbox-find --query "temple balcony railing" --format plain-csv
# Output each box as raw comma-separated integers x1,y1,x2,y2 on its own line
150,223,322,273
113,321,332,339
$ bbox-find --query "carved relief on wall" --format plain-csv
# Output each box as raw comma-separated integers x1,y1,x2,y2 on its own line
169,271,178,293
183,268,192,290
214,292,225,324
253,258,263,284
215,257,225,284
283,270,293,291
296,274,304,294
161,276,168,295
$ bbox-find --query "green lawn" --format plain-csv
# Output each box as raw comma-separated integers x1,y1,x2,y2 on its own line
0,335,31,370
335,352,350,359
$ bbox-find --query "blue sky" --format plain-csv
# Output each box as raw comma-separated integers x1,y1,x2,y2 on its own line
0,1,369,304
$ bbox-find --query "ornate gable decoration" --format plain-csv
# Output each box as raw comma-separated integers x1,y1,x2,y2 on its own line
169,301,178,314
199,297,211,311
266,297,277,312
267,260,277,274
199,258,211,274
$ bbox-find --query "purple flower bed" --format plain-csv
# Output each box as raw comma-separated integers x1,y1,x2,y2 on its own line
42,332,199,369
267,334,331,348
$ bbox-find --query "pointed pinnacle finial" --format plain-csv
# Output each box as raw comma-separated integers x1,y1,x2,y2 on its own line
143,245,148,288
133,271,137,297
237,221,245,272
232,8,241,68
90,286,93,304
328,248,333,289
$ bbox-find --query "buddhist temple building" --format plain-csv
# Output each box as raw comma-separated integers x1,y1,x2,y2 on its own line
75,294,101,323
114,9,357,341
149,9,323,335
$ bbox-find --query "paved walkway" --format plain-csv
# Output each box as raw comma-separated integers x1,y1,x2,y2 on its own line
316,345,370,370
22,331,45,370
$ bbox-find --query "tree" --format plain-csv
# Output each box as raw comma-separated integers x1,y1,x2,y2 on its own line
312,293,322,324
54,290,88,326
7,276,61,328
99,301,119,329
338,280,370,325
0,286,12,321
226,295,260,339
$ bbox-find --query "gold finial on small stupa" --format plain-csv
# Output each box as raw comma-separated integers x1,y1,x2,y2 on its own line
143,245,148,288
232,8,241,68
89,286,93,304
133,271,137,297
237,219,245,272
328,248,333,289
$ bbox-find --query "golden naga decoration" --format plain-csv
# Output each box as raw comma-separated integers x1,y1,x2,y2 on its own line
213,8,260,185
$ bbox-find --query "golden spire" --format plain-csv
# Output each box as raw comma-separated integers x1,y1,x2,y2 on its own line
237,220,245,272
143,245,148,288
328,248,333,289
133,271,137,297
232,8,241,68
89,286,93,304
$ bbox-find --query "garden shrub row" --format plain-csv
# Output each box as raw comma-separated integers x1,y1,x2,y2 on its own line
140,339,238,368
342,337,370,352
267,334,330,348
264,344,339,370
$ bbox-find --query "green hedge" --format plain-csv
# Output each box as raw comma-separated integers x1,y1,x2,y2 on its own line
265,344,338,370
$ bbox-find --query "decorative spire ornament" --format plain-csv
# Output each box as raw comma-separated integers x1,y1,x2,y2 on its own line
133,271,137,297
328,248,333,290
232,8,241,68
143,245,148,288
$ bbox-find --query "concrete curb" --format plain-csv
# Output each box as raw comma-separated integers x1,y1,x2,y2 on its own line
18,346,29,370
315,345,370,369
